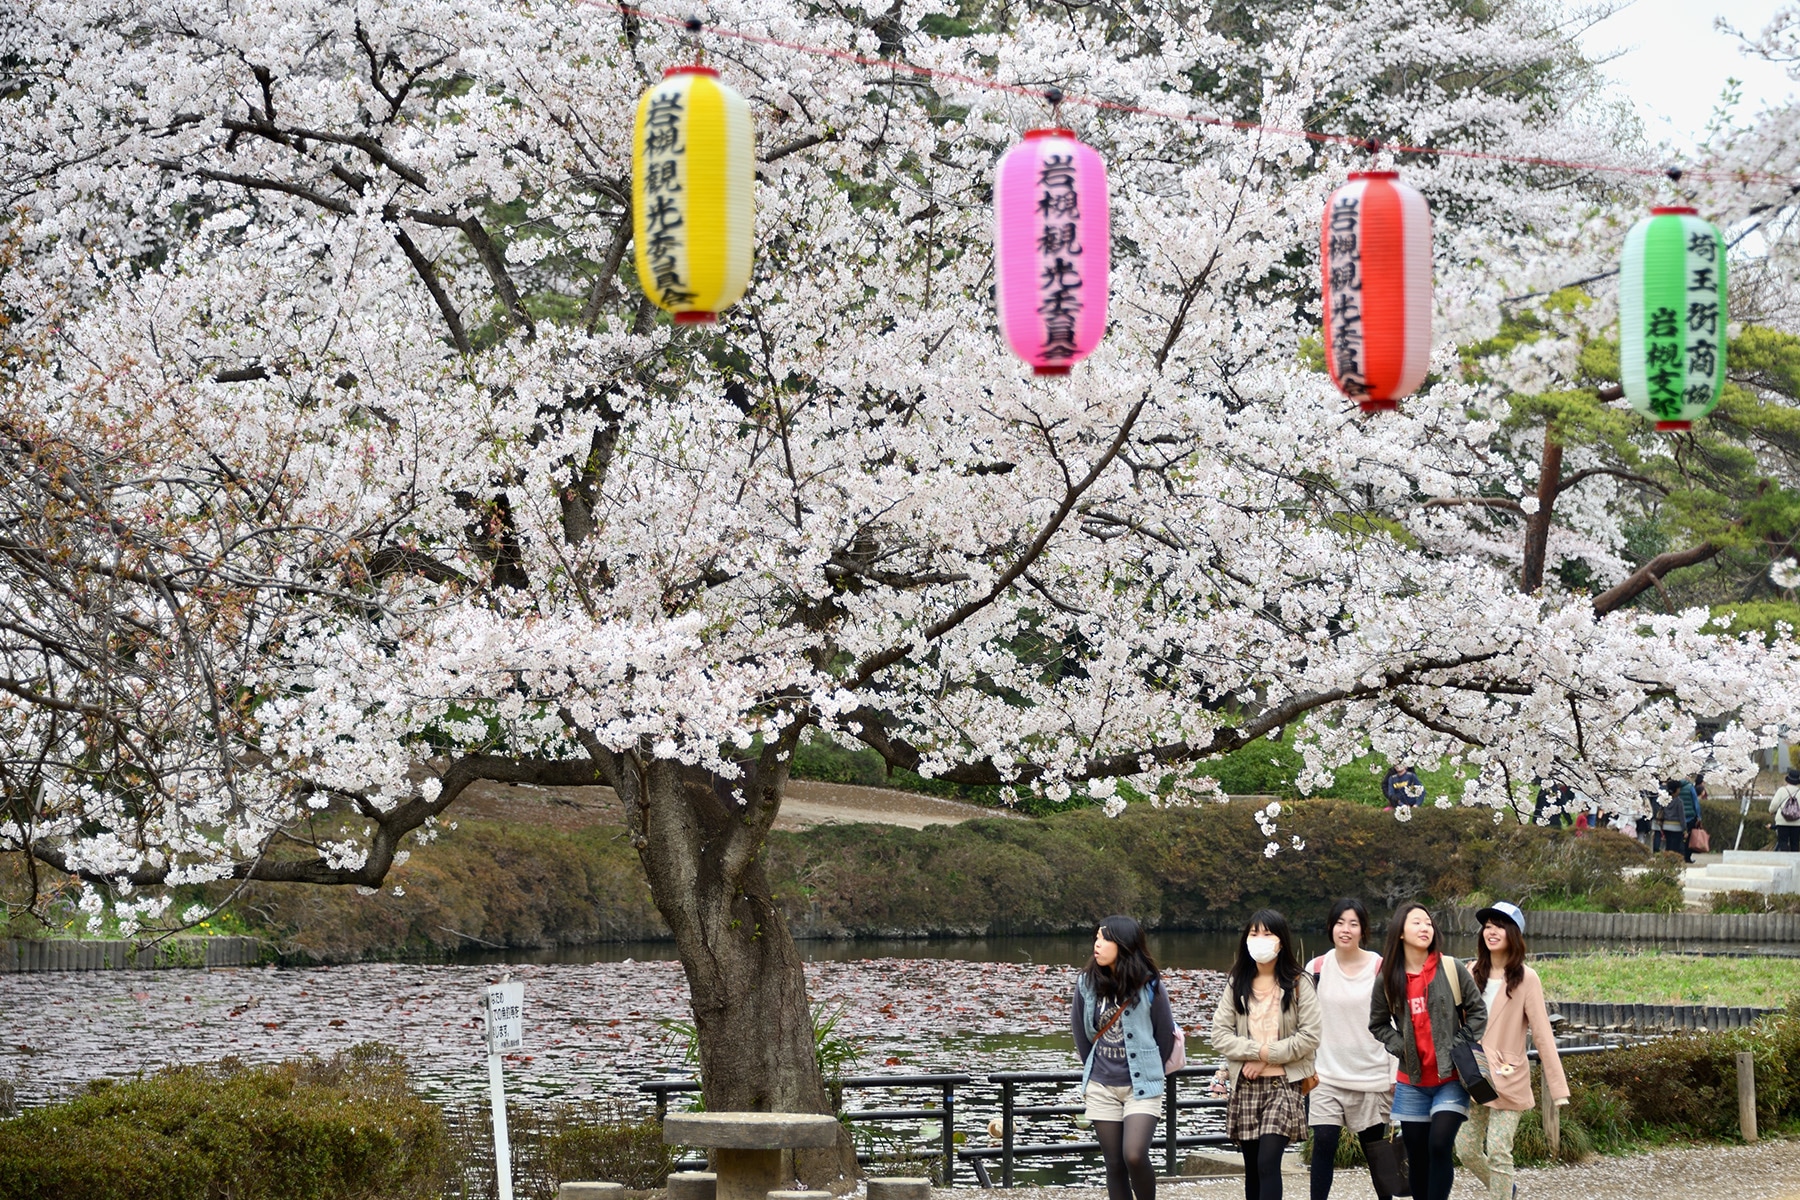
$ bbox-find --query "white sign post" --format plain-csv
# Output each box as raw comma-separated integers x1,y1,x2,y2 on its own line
483,978,525,1200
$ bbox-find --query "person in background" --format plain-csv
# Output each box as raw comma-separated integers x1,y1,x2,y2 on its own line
1369,902,1487,1200
1772,767,1800,852
1390,766,1425,808
1213,909,1321,1200
1381,766,1404,811
1530,780,1574,828
1455,902,1569,1200
1652,780,1688,859
1304,898,1395,1200
1072,916,1177,1200
1674,776,1701,862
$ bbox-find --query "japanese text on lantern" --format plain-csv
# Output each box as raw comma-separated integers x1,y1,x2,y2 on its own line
1036,154,1083,361
1327,195,1365,396
642,92,694,306
1685,229,1721,409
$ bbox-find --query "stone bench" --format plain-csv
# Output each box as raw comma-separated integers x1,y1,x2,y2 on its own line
662,1112,842,1200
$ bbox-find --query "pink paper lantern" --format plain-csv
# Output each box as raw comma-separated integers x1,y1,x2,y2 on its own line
1320,170,1433,413
994,129,1110,375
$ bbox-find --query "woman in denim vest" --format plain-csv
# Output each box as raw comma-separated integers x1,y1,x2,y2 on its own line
1072,915,1178,1200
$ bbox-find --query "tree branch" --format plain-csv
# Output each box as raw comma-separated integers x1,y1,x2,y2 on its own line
1591,542,1721,615
1422,496,1526,514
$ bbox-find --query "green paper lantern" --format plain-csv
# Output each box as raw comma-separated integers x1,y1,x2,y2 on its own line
1619,206,1727,432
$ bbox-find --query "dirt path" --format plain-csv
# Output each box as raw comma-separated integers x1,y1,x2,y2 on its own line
453,776,1025,832
935,1137,1800,1200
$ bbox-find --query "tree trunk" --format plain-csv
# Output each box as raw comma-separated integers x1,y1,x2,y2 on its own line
615,753,859,1191
1520,434,1562,592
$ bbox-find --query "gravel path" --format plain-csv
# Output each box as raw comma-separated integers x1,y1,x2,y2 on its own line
932,1136,1800,1200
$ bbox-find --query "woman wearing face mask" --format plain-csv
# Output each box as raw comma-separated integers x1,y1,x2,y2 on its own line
1369,901,1486,1200
1302,898,1395,1200
1212,909,1321,1200
1072,915,1178,1200
1455,902,1568,1200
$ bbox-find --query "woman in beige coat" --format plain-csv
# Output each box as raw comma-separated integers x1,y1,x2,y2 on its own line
1211,908,1321,1200
1455,902,1569,1200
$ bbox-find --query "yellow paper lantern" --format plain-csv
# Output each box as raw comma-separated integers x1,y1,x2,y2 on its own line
631,66,755,323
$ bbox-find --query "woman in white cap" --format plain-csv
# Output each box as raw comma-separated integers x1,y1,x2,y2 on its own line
1455,902,1568,1199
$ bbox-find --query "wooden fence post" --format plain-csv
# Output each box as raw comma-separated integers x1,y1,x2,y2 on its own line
1736,1051,1757,1143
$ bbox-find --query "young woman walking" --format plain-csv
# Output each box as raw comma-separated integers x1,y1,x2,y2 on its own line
1211,909,1322,1200
1454,902,1568,1200
1072,915,1178,1200
1303,898,1395,1200
1368,902,1487,1200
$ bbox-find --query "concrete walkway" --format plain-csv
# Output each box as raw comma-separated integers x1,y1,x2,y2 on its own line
933,1136,1800,1200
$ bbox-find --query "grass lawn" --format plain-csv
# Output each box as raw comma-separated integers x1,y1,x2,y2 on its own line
1535,950,1800,1007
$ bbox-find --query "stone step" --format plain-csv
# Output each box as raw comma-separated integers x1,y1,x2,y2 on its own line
1724,850,1800,867
1702,865,1788,883
1683,877,1776,895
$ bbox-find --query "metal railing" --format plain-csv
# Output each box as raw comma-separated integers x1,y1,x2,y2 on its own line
974,1066,1232,1187
639,1041,1626,1189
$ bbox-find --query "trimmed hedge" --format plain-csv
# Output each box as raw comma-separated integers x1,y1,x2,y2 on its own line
0,1045,447,1200
763,799,1660,936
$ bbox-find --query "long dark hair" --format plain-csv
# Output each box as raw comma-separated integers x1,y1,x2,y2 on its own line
1228,908,1302,1013
1083,914,1160,1004
1380,901,1442,1011
1472,915,1527,999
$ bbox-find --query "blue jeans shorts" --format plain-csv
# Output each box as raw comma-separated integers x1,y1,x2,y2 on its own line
1392,1078,1470,1121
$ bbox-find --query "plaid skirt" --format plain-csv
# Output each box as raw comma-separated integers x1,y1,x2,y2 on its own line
1226,1072,1307,1142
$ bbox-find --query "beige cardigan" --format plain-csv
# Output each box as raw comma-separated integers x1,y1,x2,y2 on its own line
1479,965,1569,1111
1210,974,1321,1083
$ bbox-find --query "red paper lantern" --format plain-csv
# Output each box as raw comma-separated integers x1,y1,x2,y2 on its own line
1320,171,1433,413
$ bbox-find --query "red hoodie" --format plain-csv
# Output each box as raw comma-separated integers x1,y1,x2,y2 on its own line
1397,952,1451,1087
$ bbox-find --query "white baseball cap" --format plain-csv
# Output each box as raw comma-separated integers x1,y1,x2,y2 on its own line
1475,901,1525,934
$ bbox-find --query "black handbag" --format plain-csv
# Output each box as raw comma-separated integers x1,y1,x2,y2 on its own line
1450,1040,1499,1104
1365,1130,1412,1197
1442,956,1499,1104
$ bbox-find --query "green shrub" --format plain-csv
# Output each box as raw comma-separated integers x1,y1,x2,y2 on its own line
0,1045,448,1200
1711,890,1800,915
1561,1010,1800,1141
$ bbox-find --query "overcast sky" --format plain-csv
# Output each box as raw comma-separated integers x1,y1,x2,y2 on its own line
1575,0,1796,151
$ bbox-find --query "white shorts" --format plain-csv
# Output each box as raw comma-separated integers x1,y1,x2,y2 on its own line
1084,1082,1162,1121
1307,1080,1392,1131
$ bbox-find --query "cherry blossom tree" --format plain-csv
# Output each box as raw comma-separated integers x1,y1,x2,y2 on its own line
4,0,1799,1178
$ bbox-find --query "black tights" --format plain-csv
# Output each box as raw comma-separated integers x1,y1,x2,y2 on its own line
1307,1124,1393,1200
1094,1114,1158,1200
1400,1113,1464,1200
1239,1133,1288,1200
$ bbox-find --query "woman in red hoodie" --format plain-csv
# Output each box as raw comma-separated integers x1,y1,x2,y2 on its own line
1368,902,1486,1200
1455,902,1568,1200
